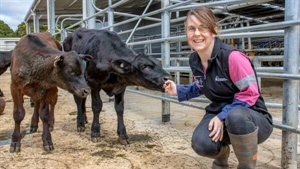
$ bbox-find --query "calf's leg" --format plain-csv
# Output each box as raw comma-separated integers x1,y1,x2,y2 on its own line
114,90,129,145
39,100,54,151
48,88,58,132
90,88,102,142
10,84,25,153
30,99,40,133
74,95,87,132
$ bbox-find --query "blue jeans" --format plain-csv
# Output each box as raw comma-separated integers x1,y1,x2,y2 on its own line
191,107,273,157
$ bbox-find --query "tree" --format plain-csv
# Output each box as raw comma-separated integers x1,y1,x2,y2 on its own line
14,22,27,37
0,20,15,37
13,21,81,40
14,22,49,37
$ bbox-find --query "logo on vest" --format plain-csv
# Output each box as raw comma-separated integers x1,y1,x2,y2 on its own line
194,76,203,87
215,76,228,82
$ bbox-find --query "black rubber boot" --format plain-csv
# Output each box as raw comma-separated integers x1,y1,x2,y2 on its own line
228,128,258,169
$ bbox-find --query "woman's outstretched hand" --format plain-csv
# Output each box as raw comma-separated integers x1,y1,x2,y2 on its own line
163,80,177,96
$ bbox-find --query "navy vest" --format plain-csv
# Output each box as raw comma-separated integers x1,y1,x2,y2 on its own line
189,38,272,122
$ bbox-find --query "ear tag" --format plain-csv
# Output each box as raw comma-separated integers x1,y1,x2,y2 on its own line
82,59,87,68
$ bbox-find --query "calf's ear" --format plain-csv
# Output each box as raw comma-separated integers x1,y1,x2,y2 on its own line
79,54,93,62
111,59,132,74
53,55,64,67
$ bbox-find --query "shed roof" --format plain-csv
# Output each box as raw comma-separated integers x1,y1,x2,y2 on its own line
24,0,285,29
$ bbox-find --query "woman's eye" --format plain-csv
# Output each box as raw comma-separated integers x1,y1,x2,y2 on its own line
188,27,195,31
199,26,209,32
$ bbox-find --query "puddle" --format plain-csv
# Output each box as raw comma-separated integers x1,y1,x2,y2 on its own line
0,130,28,146
129,134,152,142
91,150,117,158
0,130,12,146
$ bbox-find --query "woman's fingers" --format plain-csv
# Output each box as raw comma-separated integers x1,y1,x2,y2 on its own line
163,80,177,96
219,129,224,141
211,127,223,142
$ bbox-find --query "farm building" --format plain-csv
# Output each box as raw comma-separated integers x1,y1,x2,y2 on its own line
0,0,299,168
0,38,19,51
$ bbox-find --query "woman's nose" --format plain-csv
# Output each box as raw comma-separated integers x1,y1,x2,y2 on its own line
194,28,201,36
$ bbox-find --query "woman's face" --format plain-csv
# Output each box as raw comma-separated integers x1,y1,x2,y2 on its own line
186,15,216,53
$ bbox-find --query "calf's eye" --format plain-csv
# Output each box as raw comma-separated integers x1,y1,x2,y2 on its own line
141,65,147,70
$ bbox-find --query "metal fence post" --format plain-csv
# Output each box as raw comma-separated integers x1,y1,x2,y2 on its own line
47,0,55,35
281,0,300,168
161,0,171,122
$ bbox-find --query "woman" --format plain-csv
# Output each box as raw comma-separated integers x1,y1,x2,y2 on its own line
163,6,273,169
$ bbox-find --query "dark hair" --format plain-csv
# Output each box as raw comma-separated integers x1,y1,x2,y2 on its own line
184,6,219,35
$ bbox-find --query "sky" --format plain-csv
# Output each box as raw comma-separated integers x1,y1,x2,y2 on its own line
0,0,34,31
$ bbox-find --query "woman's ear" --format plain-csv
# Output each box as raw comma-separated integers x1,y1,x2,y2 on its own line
213,26,219,37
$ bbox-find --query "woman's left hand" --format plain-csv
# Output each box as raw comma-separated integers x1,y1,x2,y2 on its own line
208,116,224,142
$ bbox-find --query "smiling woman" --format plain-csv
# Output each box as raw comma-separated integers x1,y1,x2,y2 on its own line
163,6,273,169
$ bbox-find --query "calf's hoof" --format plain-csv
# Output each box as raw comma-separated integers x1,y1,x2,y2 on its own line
43,139,54,151
119,137,130,146
118,133,130,145
43,145,54,151
10,142,21,153
30,126,38,133
77,126,85,132
91,132,101,142
91,136,100,143
119,137,130,145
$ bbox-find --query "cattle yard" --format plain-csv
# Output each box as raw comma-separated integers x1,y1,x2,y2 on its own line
0,70,298,169
0,0,300,168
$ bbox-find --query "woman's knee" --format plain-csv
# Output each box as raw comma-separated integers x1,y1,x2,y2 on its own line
225,107,256,134
225,108,247,124
191,131,219,157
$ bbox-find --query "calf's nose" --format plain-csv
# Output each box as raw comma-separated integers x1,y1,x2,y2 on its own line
163,76,172,82
81,87,91,98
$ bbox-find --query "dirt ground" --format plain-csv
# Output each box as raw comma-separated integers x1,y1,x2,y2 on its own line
0,70,299,169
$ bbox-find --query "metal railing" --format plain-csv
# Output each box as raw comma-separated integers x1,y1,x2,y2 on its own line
32,0,299,168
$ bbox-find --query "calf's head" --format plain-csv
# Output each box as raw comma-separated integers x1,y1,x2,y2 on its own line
111,53,171,92
52,51,92,98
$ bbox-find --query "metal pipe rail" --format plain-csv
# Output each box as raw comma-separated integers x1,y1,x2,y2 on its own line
168,55,285,62
106,0,264,32
172,0,273,12
127,30,284,46
126,88,300,135
102,0,195,30
124,19,297,44
165,66,300,76
64,0,131,30
167,95,300,109
91,0,161,22
51,0,298,167
116,2,290,38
